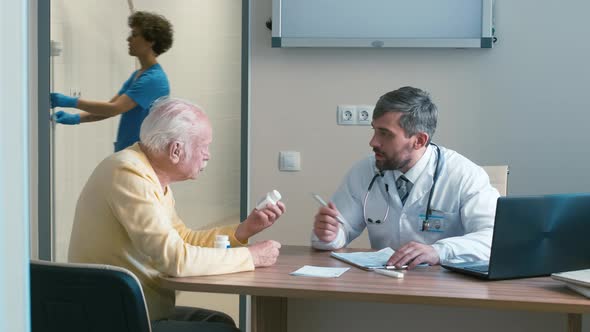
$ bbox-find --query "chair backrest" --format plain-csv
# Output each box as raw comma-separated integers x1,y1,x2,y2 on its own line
481,165,509,196
30,260,152,332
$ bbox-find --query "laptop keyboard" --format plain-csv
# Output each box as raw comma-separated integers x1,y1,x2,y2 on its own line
464,264,489,274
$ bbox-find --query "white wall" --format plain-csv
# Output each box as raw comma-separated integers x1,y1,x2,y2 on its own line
0,0,31,331
249,0,590,330
51,0,243,323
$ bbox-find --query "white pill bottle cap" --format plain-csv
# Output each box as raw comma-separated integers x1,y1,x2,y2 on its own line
269,190,281,202
216,235,229,241
214,235,230,248
255,189,282,210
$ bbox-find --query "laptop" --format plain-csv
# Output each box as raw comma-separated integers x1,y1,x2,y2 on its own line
441,193,590,280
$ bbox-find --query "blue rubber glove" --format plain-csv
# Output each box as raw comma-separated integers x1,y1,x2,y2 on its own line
50,92,79,108
52,111,81,125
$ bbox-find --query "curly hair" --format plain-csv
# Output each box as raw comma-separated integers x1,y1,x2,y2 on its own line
128,11,173,56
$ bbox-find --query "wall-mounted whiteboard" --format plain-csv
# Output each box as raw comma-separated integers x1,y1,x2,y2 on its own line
272,0,494,48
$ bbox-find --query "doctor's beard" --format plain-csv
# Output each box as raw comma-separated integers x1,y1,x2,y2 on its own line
373,148,411,171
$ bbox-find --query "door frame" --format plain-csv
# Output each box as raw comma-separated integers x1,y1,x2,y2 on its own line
37,0,252,329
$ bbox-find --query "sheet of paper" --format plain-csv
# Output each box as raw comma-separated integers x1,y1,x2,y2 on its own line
331,247,395,269
552,269,590,287
290,265,350,278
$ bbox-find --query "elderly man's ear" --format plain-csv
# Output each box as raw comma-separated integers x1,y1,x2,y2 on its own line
169,141,183,164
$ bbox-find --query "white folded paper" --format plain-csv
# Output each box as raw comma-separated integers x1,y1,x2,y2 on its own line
290,265,350,278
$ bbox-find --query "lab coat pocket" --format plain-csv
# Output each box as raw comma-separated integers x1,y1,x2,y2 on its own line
365,217,391,245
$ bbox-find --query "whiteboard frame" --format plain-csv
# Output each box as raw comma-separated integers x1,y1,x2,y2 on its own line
272,0,494,48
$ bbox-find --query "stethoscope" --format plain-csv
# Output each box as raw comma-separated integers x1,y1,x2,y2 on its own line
363,143,442,231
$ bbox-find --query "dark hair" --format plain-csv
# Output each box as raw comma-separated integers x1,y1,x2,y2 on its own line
128,11,173,56
373,86,438,142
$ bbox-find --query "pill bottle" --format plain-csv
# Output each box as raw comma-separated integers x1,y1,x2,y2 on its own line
214,235,230,249
255,190,282,210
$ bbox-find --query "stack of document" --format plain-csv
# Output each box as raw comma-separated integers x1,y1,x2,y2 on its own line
551,269,590,298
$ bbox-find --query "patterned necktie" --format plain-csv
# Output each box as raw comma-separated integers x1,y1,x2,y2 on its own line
396,175,412,205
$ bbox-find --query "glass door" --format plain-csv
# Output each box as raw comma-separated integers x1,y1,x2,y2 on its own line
50,0,243,322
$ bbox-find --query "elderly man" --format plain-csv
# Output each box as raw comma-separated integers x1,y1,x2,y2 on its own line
69,97,284,332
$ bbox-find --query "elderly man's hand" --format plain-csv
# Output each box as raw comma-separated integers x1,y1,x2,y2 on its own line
248,240,281,267
386,241,440,269
234,201,286,242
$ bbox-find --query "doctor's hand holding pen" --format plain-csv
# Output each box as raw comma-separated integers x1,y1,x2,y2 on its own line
313,200,345,242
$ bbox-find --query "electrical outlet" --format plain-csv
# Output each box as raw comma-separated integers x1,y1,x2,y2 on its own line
337,105,356,125
356,105,374,126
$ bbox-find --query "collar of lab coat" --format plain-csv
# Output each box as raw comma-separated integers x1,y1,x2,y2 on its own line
393,145,434,185
399,145,439,208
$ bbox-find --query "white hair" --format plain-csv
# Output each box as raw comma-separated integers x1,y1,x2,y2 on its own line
139,97,208,158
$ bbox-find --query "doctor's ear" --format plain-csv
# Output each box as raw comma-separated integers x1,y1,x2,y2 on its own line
413,132,429,150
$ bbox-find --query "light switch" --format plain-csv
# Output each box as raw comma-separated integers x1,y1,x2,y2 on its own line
279,151,301,171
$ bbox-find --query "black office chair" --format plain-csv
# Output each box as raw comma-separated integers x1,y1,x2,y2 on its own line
30,260,152,332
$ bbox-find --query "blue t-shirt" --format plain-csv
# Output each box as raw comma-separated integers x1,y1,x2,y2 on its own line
115,63,169,152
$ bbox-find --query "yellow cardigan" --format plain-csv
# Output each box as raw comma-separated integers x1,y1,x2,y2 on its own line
69,143,254,320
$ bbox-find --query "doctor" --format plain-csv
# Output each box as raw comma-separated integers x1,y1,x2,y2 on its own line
312,86,499,269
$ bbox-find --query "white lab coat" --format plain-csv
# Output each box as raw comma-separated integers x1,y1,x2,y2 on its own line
312,145,499,263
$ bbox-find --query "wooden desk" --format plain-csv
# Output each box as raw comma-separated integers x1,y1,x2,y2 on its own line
160,246,590,332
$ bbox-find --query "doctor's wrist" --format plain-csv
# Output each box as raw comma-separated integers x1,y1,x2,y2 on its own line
430,243,446,264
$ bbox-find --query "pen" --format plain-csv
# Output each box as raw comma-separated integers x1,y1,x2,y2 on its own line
374,268,404,279
312,193,345,225
384,264,408,270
